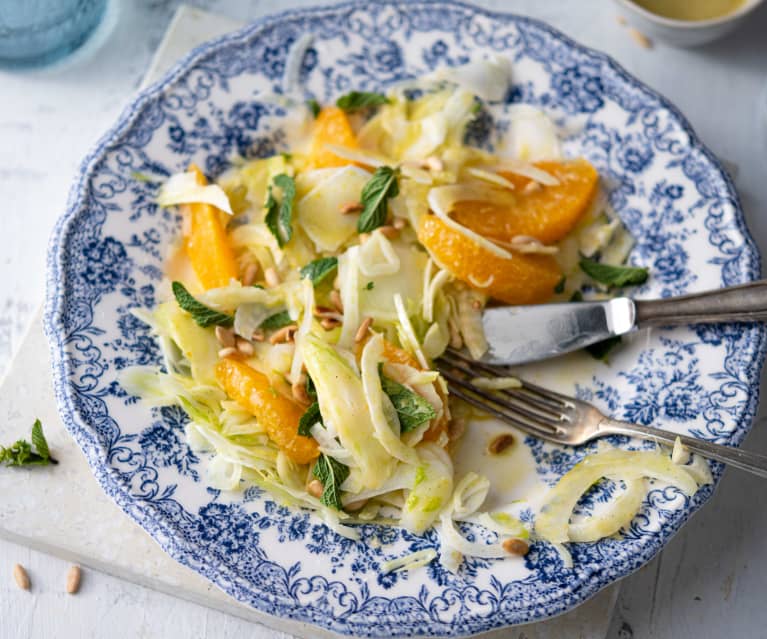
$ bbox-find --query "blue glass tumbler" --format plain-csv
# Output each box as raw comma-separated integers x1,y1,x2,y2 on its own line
0,0,107,68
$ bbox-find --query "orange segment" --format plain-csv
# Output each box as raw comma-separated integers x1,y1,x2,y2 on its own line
308,106,359,168
215,358,319,464
417,215,562,305
452,159,599,245
183,164,239,290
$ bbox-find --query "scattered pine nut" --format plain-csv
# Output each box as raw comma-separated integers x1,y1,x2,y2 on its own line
242,263,259,286
215,325,236,348
264,267,281,288
523,180,542,194
629,27,653,49
313,305,339,318
344,498,368,512
358,233,370,244
448,318,463,349
13,564,30,591
292,374,310,405
66,565,82,594
423,156,444,172
251,329,265,342
471,299,482,310
307,479,323,498
378,225,399,239
354,316,374,343
235,336,255,356
393,218,406,230
218,346,238,358
321,317,341,330
330,290,344,313
502,538,529,556
488,433,515,455
448,418,466,442
340,201,364,214
269,325,298,344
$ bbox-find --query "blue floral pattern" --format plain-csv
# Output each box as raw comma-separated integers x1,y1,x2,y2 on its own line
44,1,764,637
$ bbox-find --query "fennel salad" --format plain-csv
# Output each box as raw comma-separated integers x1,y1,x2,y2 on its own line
124,57,711,573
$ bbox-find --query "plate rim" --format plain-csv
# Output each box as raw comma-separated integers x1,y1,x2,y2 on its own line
43,0,766,635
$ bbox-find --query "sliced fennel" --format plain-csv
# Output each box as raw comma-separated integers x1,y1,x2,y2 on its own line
158,171,234,214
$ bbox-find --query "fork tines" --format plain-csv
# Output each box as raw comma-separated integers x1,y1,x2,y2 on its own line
437,348,572,440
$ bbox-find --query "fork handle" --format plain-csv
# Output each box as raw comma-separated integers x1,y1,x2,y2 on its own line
599,419,767,478
635,279,767,327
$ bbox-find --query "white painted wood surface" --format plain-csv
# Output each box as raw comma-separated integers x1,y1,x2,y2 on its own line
2,1,767,638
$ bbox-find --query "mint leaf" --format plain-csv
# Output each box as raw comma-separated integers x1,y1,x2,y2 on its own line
336,91,389,112
570,290,584,302
298,402,322,437
265,173,296,247
305,374,317,400
380,371,436,433
313,454,350,510
172,282,233,328
357,166,399,233
554,276,566,294
585,335,622,361
365,281,374,290
307,99,321,118
260,311,293,330
0,420,57,467
300,257,338,286
579,258,649,288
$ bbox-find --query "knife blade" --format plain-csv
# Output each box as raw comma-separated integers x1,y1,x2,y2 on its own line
480,298,637,366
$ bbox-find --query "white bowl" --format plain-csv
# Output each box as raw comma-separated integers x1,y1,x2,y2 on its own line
613,0,765,47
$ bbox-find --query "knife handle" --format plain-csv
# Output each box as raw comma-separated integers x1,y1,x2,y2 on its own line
635,279,767,327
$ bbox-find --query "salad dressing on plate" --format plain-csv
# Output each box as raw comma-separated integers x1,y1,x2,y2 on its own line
631,0,746,21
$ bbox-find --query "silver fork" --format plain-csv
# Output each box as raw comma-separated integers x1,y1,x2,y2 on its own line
437,348,767,478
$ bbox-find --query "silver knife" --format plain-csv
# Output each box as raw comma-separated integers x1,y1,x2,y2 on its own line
479,279,767,366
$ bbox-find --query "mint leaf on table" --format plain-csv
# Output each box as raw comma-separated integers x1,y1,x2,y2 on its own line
313,454,350,510
259,310,293,331
0,420,57,467
307,99,321,118
380,370,436,433
300,257,338,287
172,281,233,328
579,258,649,288
298,401,323,437
264,173,296,247
335,91,389,112
357,166,400,233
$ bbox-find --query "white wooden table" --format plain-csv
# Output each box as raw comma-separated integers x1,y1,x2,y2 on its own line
2,1,767,637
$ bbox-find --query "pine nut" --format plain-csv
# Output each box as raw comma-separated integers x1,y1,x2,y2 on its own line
66,565,82,594
423,155,444,172
471,299,482,310
321,317,340,330
523,180,542,194
340,201,363,214
215,325,236,348
307,479,323,498
218,346,238,358
488,433,515,455
358,233,370,244
242,263,258,286
269,325,298,344
393,218,406,230
330,290,344,313
235,336,255,356
354,317,373,343
292,374,310,405
628,27,652,49
251,329,265,342
344,498,368,512
13,564,30,591
264,267,281,288
378,225,399,239
502,538,529,556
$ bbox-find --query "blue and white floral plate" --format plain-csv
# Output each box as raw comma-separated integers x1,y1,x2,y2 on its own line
44,1,765,636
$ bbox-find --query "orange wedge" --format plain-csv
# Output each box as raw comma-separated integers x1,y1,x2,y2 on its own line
417,214,562,305
308,106,359,169
183,164,239,290
215,358,319,464
452,158,599,245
